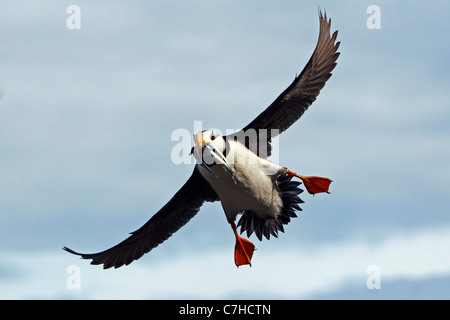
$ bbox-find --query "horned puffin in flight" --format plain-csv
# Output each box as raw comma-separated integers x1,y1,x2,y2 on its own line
64,10,340,268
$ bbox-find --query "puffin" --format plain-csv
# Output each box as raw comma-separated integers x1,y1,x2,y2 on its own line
64,10,340,268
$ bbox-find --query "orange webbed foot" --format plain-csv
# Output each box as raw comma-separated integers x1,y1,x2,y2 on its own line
234,236,255,267
286,170,332,195
231,223,255,267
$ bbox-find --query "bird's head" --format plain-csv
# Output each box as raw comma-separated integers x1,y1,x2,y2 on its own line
192,130,231,175
194,130,226,155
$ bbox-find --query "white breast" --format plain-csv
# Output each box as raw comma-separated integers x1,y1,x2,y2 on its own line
197,141,285,222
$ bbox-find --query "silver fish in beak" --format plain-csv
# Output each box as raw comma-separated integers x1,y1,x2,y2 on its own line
192,132,232,177
202,143,233,176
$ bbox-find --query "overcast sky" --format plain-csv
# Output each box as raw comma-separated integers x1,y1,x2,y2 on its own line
1,0,449,299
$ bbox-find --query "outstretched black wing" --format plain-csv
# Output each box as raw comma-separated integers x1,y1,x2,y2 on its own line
228,11,340,157
64,168,219,269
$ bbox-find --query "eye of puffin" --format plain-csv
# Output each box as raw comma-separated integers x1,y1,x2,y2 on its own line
211,134,216,141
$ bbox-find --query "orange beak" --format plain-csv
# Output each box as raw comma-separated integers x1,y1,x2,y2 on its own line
194,132,205,154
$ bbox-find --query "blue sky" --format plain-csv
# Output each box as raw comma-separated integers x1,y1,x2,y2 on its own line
1,0,449,299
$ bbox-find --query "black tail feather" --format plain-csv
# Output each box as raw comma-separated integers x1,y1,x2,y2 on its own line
237,174,304,241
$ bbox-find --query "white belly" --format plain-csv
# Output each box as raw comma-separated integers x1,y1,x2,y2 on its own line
196,142,285,222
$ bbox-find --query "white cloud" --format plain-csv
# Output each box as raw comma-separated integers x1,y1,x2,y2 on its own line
1,225,449,299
